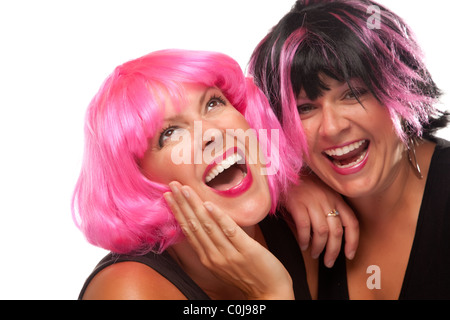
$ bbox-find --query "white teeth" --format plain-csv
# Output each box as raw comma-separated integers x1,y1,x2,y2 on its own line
324,140,366,157
333,150,367,168
205,153,243,183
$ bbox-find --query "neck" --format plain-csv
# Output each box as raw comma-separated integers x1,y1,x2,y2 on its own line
345,140,434,231
167,224,263,300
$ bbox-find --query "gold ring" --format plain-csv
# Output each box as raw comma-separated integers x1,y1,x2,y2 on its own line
327,209,340,217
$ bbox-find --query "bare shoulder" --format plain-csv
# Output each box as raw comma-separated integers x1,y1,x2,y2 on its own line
82,261,187,300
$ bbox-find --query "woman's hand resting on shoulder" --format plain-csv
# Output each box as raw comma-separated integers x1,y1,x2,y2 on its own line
164,181,294,300
285,172,359,268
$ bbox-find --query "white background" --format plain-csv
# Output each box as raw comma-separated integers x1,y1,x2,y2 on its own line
0,0,449,299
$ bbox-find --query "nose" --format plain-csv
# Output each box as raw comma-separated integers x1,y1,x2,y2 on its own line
199,120,224,151
318,103,350,139
204,137,214,149
191,120,225,164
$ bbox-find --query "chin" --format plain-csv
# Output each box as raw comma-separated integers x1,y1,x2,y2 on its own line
333,180,376,199
232,198,271,227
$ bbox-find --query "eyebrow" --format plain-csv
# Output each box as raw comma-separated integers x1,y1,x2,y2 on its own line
162,86,216,122
199,87,214,109
163,113,183,123
297,79,364,101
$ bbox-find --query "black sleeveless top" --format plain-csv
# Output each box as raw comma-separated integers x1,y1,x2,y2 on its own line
318,138,450,299
79,214,311,300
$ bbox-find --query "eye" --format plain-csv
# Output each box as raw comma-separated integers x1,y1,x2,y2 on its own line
206,95,226,111
158,126,179,148
297,103,317,117
343,88,368,100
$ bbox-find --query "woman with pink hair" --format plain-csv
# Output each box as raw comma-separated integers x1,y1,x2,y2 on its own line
73,49,314,299
250,0,450,299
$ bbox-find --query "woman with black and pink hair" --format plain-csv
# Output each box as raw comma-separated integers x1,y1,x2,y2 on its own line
249,0,450,299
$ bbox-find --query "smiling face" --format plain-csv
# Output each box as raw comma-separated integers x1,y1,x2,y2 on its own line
296,75,406,198
140,84,271,227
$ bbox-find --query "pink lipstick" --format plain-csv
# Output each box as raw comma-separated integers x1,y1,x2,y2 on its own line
323,140,370,175
203,147,253,197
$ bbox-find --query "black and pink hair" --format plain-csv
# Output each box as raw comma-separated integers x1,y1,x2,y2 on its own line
249,0,447,150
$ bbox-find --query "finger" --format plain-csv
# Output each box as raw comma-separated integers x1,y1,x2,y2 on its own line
170,182,242,263
164,190,204,254
167,182,219,257
308,204,329,260
290,203,312,251
178,185,239,254
203,201,257,253
322,211,343,268
178,185,217,236
336,202,359,260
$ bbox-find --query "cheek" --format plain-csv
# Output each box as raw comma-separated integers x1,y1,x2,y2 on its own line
141,150,180,184
384,137,405,168
299,119,315,146
227,196,271,227
301,125,319,166
222,110,251,129
212,171,271,227
238,177,271,225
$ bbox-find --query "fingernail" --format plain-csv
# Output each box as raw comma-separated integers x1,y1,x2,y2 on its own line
163,192,173,203
203,202,213,212
169,182,179,193
347,251,355,260
325,259,335,268
181,188,189,198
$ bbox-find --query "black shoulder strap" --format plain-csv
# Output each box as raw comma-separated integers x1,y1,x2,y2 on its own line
78,250,210,300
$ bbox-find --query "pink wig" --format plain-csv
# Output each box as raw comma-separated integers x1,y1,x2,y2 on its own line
72,49,302,255
249,0,446,149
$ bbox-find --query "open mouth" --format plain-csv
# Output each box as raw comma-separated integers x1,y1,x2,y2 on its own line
202,147,253,197
204,151,248,191
323,140,370,169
